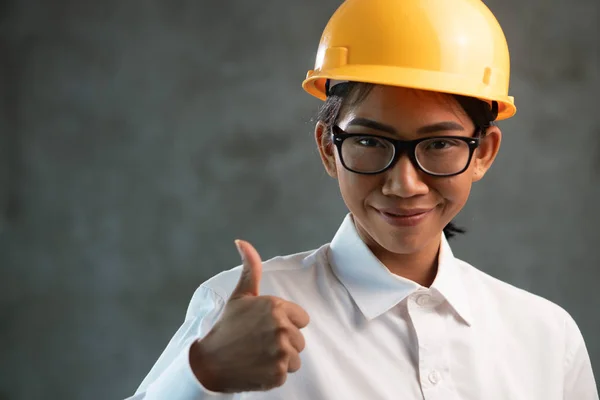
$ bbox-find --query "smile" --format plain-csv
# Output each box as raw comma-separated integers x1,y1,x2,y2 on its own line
376,207,434,227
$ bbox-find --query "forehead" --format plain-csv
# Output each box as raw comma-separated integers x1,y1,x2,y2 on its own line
338,85,473,132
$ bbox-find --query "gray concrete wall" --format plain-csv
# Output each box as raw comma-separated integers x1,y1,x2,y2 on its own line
0,0,598,399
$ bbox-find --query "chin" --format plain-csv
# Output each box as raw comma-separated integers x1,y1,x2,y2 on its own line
361,209,442,255
376,226,430,254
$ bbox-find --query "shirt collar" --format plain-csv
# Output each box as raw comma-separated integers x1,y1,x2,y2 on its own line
432,230,473,326
328,214,472,325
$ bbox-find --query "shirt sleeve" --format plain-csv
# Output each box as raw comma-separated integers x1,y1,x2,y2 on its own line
563,313,599,400
125,284,236,400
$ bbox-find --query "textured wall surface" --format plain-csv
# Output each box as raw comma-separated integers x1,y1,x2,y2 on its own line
0,0,598,399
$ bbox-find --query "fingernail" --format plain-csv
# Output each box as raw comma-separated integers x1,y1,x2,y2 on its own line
234,240,244,261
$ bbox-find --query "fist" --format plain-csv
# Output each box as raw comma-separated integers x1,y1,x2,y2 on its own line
190,240,310,393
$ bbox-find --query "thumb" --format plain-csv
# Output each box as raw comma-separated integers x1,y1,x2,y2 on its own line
231,240,263,299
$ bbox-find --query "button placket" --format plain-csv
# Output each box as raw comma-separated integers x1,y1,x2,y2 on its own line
428,370,442,385
408,290,449,396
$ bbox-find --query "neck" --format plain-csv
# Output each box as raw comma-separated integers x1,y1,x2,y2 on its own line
353,220,441,287
373,240,440,287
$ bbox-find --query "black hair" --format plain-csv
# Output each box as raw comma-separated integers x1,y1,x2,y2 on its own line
315,82,497,239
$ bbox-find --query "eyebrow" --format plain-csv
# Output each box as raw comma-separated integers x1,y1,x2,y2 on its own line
345,117,465,135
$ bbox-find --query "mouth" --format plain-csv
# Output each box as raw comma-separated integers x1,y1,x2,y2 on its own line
375,207,435,227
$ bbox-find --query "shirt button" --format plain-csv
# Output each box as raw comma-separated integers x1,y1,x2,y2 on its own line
428,370,442,385
416,294,431,306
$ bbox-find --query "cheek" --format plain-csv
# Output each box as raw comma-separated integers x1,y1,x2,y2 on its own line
337,165,380,207
431,174,473,208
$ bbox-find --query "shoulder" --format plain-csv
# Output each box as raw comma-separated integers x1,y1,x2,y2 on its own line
456,258,576,336
457,258,596,391
194,244,329,302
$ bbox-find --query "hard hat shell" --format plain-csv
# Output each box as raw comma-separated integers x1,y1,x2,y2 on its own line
302,0,516,120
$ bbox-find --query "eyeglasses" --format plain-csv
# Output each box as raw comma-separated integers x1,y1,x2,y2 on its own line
331,125,483,177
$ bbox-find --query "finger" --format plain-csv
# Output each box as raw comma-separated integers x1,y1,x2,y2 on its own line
282,301,310,328
287,352,302,373
285,325,306,353
230,240,263,298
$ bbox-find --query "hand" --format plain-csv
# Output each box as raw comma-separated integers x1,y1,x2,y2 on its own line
190,240,310,393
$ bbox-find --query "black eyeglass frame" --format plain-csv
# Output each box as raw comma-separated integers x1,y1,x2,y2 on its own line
331,125,484,177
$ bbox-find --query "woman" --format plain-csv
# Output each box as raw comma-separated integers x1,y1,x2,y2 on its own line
128,0,598,399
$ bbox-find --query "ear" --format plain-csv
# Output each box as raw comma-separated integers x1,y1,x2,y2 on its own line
471,126,502,182
315,121,338,178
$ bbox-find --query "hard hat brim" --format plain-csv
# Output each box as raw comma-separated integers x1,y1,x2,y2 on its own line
303,65,516,121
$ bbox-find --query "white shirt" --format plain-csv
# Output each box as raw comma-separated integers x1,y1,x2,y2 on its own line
127,214,598,400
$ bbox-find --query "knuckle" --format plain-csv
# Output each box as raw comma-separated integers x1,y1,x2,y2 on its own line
276,360,288,374
240,268,250,282
274,324,289,338
273,362,288,385
268,300,281,317
271,310,288,329
274,341,288,359
272,346,287,360
265,295,282,308
275,329,286,343
258,296,277,312
268,334,288,359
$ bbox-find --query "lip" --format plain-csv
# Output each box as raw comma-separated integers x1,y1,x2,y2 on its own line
375,207,435,227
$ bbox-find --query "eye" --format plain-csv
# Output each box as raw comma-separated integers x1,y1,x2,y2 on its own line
424,138,460,150
351,136,388,148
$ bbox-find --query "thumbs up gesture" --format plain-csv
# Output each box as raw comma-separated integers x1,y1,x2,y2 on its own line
190,240,310,393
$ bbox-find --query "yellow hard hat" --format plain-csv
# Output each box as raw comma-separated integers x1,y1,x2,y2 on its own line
302,0,516,120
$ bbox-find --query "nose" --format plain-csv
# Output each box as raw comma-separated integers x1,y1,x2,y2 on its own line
381,154,430,198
